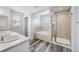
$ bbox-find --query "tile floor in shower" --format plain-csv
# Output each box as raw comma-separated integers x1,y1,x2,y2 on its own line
30,39,71,52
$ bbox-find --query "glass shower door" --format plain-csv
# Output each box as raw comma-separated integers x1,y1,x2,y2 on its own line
55,12,71,46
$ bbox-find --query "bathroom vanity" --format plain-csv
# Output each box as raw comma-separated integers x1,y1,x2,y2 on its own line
0,31,30,52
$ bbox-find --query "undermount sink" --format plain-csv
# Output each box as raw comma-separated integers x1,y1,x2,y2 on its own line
0,34,20,43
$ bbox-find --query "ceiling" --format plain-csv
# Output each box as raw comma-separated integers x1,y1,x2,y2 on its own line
9,6,71,16
10,6,50,16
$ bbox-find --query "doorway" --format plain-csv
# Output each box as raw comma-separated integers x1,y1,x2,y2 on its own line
25,17,28,36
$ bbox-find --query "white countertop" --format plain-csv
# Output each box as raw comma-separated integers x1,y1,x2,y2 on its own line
0,31,30,51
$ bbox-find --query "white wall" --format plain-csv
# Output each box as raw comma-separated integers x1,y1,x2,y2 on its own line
72,7,79,52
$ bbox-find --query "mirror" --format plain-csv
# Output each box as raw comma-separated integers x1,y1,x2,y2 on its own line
0,15,8,27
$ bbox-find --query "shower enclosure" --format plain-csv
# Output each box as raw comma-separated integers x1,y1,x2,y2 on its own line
51,6,71,48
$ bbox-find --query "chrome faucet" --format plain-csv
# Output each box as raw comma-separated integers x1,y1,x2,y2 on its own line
1,35,4,41
0,34,9,41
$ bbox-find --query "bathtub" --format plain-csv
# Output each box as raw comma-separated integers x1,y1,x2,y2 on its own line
34,31,51,42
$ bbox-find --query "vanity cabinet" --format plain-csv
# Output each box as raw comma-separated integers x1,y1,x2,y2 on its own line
5,40,29,52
